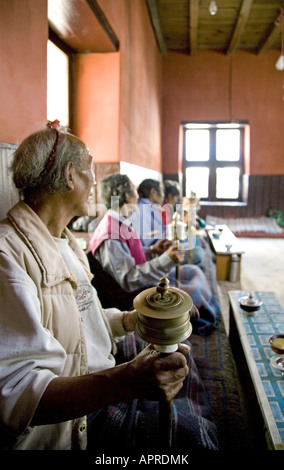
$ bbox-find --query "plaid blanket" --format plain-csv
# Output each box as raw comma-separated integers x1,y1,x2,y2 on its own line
87,334,219,453
168,265,220,336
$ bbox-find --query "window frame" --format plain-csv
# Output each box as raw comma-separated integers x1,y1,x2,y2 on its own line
182,121,247,203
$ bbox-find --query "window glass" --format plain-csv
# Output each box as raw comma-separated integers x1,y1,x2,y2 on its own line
185,167,209,198
185,129,209,161
183,122,246,201
47,40,69,126
216,167,240,199
216,129,240,161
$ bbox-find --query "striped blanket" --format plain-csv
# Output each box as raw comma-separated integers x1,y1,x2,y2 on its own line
206,215,282,235
87,334,219,453
167,264,220,336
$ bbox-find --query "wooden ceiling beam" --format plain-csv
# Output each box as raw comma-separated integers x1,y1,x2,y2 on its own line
86,0,119,51
146,0,168,56
189,0,199,56
257,14,282,56
226,0,253,56
48,0,118,52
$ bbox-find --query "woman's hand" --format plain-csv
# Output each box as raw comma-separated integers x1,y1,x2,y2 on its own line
166,244,185,264
151,238,172,254
122,310,138,332
122,343,190,402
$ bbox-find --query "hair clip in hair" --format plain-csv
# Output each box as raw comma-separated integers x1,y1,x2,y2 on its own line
46,120,60,171
47,119,60,130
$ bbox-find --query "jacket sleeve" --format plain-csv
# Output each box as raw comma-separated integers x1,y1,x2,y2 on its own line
0,252,66,438
95,239,175,292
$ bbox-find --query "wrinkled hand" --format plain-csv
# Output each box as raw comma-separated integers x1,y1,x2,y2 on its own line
124,343,190,402
152,238,172,254
166,244,185,264
123,310,138,332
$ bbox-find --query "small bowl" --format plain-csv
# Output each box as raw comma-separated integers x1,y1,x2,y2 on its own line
239,293,263,312
268,334,284,354
270,354,284,373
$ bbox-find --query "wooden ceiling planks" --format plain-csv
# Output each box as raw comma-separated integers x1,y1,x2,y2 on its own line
147,0,283,55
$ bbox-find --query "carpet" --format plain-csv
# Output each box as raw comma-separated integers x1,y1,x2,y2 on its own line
206,215,284,237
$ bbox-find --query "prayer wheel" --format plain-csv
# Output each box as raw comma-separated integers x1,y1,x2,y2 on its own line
134,277,193,448
134,277,193,353
166,212,187,243
166,212,187,288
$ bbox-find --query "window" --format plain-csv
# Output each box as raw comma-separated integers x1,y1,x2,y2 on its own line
47,38,70,126
182,122,247,202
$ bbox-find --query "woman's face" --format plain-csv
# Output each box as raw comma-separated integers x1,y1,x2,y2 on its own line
167,194,179,206
72,151,96,216
151,186,164,205
120,182,138,218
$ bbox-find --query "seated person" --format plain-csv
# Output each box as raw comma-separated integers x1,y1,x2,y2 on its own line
0,124,218,451
136,178,166,246
136,178,205,269
0,121,220,453
162,180,181,226
89,174,219,335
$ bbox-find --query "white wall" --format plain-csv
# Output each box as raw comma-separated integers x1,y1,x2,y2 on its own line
120,161,162,188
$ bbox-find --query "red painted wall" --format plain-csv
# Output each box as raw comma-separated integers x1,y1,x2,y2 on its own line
162,50,284,176
117,0,163,171
77,0,163,172
0,0,163,175
233,51,284,175
1,1,283,178
0,0,48,143
73,53,120,163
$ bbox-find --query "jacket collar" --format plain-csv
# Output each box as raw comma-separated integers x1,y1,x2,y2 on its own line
7,201,90,287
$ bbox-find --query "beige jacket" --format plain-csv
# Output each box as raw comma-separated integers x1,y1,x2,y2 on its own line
0,201,103,449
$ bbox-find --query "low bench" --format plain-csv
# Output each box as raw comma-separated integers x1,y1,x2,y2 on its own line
207,224,245,281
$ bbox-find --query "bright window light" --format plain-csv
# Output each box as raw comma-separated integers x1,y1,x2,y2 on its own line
185,167,209,198
47,40,69,126
185,129,210,161
216,129,240,161
183,121,246,201
216,167,240,199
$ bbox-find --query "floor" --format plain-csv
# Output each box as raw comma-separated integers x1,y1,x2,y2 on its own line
217,237,284,334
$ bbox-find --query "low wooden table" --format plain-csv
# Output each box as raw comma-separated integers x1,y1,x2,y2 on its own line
229,290,284,450
207,224,245,281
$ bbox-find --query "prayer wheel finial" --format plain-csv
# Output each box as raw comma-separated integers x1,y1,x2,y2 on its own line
156,277,170,299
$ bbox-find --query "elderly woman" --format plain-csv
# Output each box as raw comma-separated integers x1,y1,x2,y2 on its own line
89,173,219,335
0,123,218,452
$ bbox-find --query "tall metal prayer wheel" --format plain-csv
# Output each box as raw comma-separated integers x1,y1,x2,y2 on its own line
133,277,193,352
166,212,187,242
